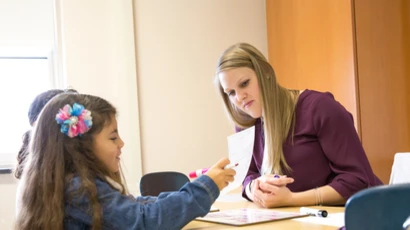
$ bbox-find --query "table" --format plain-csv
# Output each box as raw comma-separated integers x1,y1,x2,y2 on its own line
183,192,344,229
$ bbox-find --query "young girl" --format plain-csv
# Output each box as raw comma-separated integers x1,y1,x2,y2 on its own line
15,93,235,229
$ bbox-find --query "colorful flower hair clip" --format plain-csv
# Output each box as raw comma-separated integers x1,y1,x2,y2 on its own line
55,103,93,138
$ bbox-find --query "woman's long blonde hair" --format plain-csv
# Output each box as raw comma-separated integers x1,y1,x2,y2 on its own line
215,43,299,174
15,93,127,230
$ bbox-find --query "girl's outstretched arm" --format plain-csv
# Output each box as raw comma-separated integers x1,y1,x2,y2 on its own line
65,175,219,230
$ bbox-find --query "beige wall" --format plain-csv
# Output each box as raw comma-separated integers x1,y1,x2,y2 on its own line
134,0,268,174
0,0,54,47
0,175,18,229
58,0,142,194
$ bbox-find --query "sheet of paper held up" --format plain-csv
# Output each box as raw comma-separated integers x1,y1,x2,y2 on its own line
220,126,255,195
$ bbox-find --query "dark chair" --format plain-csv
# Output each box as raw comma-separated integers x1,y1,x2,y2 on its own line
139,171,190,196
345,183,410,230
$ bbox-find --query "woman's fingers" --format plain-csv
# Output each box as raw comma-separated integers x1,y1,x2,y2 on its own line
260,175,294,186
258,182,280,194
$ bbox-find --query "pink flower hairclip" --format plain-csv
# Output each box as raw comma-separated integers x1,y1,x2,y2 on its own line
55,103,92,138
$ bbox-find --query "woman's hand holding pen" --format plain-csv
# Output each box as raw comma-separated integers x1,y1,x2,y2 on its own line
252,174,294,208
205,158,236,191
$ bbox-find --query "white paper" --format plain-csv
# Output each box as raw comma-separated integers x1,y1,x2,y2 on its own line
389,152,410,184
220,126,255,195
293,212,345,227
216,192,247,202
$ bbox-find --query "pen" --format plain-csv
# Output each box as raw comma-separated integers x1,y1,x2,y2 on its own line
300,207,328,218
189,163,238,179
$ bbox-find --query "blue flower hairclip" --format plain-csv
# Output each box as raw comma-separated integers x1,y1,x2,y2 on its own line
55,103,92,138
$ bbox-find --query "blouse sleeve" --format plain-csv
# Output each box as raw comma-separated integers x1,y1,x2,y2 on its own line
312,93,379,200
241,156,260,201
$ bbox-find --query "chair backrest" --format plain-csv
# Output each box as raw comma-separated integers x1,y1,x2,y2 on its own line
345,184,410,230
390,152,410,184
139,171,190,196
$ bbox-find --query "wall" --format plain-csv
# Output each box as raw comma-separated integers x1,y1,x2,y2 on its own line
354,0,410,183
404,0,410,140
58,0,142,194
0,0,54,229
133,0,268,174
265,0,359,129
266,0,410,183
0,0,54,47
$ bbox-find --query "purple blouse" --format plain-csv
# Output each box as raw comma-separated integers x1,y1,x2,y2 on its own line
240,89,382,200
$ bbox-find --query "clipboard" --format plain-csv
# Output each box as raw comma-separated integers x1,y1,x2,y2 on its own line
196,208,309,226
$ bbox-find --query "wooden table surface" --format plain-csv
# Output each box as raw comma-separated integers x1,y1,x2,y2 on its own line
183,192,344,230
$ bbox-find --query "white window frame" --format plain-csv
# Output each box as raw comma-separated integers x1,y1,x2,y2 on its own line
0,47,63,173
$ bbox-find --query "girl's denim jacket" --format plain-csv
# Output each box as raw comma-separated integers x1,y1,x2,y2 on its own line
64,175,219,230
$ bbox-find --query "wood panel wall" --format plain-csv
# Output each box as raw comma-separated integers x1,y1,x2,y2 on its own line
266,0,410,184
404,0,410,143
354,0,410,183
266,0,359,130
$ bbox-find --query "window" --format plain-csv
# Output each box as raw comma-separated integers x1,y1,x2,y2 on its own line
0,49,58,170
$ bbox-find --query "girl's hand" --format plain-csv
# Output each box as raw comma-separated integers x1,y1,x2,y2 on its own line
205,158,236,191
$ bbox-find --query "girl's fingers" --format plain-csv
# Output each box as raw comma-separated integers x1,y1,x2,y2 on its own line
226,168,236,176
214,157,230,169
226,175,234,182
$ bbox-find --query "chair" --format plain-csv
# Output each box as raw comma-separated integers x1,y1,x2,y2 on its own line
390,152,410,184
345,183,410,230
139,171,190,196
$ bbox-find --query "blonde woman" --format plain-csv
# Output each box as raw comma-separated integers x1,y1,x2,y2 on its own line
214,43,382,208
